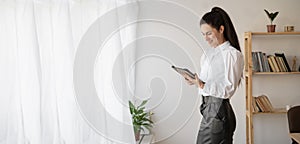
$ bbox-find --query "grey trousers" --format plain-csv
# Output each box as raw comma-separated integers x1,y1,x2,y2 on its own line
196,96,236,144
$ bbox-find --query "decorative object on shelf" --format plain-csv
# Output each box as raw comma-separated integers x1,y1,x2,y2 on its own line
129,99,154,141
284,26,295,32
264,9,279,32
286,105,291,111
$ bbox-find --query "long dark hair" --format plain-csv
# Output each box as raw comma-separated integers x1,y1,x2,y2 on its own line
200,7,240,51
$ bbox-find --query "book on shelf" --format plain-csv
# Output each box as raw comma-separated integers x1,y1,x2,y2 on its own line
252,95,274,112
279,57,288,72
275,53,291,72
275,56,284,72
268,55,280,72
255,96,267,112
252,96,261,112
263,53,271,72
252,52,271,72
267,55,276,72
252,51,291,73
257,52,264,72
273,53,291,72
261,95,274,111
252,52,259,72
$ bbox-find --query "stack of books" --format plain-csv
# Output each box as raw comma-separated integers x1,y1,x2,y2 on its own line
252,95,274,112
252,52,291,72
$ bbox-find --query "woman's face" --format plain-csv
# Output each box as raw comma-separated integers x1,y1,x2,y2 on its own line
200,23,224,48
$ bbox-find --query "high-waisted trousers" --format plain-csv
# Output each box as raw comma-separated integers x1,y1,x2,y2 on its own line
196,96,236,144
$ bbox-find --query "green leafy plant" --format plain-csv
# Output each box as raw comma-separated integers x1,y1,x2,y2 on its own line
129,100,153,138
264,9,279,25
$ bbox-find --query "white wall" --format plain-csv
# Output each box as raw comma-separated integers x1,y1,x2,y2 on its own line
135,0,300,144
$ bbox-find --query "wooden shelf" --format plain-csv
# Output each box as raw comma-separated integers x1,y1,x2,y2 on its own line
253,108,287,114
248,32,300,35
245,71,300,76
253,72,300,75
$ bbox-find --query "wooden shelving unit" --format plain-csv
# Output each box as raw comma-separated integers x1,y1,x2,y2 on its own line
244,31,300,144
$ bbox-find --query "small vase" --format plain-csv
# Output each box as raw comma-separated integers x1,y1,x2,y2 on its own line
267,25,276,32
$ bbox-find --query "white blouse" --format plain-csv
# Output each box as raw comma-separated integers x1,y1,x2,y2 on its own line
198,41,244,99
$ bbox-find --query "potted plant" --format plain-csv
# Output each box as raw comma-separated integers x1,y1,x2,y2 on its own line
129,100,154,141
264,9,279,32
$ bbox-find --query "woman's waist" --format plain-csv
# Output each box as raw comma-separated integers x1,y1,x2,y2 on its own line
202,95,229,103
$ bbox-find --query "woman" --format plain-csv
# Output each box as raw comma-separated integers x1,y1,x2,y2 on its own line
184,7,244,144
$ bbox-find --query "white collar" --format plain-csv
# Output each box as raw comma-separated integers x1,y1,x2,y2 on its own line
216,41,230,50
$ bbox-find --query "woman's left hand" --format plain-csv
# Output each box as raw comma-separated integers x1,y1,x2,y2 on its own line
183,73,204,89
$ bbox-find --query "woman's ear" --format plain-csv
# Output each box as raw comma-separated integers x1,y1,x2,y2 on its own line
219,25,224,33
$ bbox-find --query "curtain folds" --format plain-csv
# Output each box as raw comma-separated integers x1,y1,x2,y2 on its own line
0,0,138,143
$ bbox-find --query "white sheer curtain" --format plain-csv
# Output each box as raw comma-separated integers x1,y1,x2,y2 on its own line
0,0,137,144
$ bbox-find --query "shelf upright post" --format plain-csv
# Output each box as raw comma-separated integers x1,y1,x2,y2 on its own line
244,32,254,144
